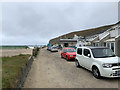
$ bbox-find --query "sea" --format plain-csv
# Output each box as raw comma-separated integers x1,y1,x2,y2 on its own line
0,45,45,49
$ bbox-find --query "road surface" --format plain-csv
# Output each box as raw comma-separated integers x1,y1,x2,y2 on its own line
24,48,119,88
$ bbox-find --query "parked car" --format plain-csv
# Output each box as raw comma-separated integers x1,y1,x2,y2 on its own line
57,45,62,50
47,46,52,51
51,46,58,52
75,46,120,79
61,48,76,60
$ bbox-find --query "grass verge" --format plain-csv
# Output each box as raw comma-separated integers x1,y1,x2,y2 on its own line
2,54,31,88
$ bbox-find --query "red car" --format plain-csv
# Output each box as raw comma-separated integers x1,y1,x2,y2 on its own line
61,48,76,60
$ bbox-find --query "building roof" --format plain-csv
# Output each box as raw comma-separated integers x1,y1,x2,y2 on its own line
105,38,115,42
93,40,100,43
77,46,108,49
60,39,77,43
115,34,120,39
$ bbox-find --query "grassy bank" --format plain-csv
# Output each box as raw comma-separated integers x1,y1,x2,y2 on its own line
2,54,31,88
0,46,28,49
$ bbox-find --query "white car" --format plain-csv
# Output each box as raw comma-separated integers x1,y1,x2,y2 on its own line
75,46,120,78
51,47,58,52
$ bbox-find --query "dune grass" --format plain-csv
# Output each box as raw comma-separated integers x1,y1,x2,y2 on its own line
2,54,31,88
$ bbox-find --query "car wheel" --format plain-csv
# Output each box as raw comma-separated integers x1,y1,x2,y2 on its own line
66,56,69,61
92,66,101,79
75,59,80,68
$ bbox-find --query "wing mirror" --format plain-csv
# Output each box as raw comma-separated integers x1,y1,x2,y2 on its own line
88,54,91,58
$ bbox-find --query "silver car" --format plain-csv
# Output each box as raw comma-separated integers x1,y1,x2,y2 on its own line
51,47,58,52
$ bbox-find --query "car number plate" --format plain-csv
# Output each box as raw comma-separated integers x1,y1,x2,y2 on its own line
116,70,120,75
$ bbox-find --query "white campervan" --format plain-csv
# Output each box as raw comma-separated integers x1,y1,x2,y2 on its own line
75,46,120,78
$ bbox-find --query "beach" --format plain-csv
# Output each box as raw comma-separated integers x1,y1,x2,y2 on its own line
0,49,33,57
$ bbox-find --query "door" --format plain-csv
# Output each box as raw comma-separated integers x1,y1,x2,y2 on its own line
64,43,68,47
63,49,67,58
111,42,115,53
77,48,84,66
61,49,65,58
83,49,92,70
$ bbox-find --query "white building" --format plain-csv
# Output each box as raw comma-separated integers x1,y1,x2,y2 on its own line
87,22,120,57
59,22,120,57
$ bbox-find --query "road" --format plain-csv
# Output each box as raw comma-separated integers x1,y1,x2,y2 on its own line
24,48,119,88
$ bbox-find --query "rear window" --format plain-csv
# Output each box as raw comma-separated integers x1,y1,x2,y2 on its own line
77,48,82,55
52,47,57,49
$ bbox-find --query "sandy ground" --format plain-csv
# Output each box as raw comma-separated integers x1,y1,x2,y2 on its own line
0,49,32,57
24,48,119,88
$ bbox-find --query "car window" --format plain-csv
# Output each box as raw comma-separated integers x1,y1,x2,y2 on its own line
62,49,64,52
63,49,66,53
84,49,90,57
64,49,66,53
77,48,82,55
91,48,115,58
67,49,76,52
52,47,57,49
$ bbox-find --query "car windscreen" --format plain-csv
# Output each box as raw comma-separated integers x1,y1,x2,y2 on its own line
67,49,76,52
52,47,57,49
91,48,115,58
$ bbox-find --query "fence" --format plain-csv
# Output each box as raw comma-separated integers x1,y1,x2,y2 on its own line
16,56,34,89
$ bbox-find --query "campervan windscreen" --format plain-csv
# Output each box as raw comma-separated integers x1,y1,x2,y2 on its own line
91,48,115,58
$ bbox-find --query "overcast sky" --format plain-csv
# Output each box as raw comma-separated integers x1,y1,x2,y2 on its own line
2,2,118,45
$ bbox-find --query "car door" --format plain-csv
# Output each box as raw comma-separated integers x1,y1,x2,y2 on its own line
62,49,66,58
83,49,92,70
77,48,84,66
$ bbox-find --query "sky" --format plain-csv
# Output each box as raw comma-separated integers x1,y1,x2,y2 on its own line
2,2,118,45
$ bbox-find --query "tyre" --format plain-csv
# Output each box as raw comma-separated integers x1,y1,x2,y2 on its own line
66,56,69,61
92,66,101,79
75,59,80,68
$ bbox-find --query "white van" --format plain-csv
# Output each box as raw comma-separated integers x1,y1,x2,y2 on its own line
75,46,120,78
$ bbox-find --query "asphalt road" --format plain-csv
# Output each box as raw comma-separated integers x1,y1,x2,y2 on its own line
24,48,119,88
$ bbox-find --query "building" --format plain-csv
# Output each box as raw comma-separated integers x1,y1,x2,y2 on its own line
59,22,120,57
59,35,87,47
86,22,120,57
59,39,77,47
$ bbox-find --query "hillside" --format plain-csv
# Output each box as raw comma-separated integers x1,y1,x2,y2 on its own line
49,23,117,45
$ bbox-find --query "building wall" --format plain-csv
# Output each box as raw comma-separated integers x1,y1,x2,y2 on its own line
60,43,77,47
116,40,120,57
115,36,120,57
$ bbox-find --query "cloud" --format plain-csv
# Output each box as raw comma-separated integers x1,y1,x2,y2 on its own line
2,2,118,45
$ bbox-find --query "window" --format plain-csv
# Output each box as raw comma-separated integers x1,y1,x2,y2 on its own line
91,48,115,58
62,49,64,52
107,43,110,48
84,49,90,57
64,49,66,53
104,43,106,47
111,43,114,52
77,48,82,55
93,43,95,46
95,43,99,46
67,49,76,52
